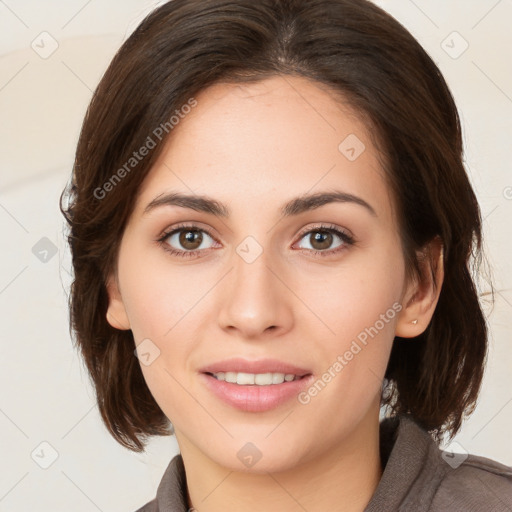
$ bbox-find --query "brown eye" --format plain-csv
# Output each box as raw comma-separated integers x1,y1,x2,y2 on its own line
179,229,203,250
161,226,216,254
309,231,333,250
295,225,354,256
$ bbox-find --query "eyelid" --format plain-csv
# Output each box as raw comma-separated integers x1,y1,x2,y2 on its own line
157,222,353,242
157,222,217,242
295,223,354,241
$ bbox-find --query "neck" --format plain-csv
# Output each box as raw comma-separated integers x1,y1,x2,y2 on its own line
177,407,383,512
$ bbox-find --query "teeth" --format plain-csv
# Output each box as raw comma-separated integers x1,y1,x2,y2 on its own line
212,371,300,385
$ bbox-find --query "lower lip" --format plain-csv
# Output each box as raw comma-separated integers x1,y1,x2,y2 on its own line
200,373,314,412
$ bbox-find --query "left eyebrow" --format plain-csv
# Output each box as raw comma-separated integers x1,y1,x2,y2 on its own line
143,190,377,218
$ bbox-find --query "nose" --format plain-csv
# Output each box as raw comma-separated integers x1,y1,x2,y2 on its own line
217,245,294,340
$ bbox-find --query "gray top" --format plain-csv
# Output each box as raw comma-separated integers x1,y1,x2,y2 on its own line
135,414,512,511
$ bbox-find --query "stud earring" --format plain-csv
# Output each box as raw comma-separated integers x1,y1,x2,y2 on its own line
411,319,418,325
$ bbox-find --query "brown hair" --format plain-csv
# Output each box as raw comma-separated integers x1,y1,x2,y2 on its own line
60,0,492,452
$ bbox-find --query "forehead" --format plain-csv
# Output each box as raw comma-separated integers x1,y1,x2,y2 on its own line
133,75,394,223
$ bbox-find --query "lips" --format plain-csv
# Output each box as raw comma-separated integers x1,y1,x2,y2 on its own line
199,371,315,412
199,357,312,377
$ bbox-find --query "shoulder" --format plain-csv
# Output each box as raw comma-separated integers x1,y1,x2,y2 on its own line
430,452,512,511
131,454,188,512
133,498,158,512
370,414,512,512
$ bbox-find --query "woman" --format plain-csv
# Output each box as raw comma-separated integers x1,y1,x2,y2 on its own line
60,0,512,510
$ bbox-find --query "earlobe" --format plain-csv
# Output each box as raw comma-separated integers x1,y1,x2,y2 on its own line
105,274,131,331
395,237,444,338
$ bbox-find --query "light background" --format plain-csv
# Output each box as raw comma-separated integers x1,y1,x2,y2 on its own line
0,1,511,510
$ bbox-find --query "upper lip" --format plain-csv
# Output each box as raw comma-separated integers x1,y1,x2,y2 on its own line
199,358,312,377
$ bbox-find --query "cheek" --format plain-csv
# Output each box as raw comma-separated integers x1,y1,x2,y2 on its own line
309,248,403,335
303,243,404,382
118,243,207,341
136,355,192,432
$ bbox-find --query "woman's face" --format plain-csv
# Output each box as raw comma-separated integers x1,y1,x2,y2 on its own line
107,75,412,472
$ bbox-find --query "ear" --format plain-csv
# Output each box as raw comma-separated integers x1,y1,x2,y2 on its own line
395,236,444,338
105,273,131,331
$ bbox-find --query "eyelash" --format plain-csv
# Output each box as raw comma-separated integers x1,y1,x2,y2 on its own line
156,223,355,259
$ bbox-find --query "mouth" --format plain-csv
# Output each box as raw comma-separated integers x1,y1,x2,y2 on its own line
204,371,310,385
199,357,311,380
200,370,315,412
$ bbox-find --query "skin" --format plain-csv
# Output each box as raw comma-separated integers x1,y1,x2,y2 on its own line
106,75,443,512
